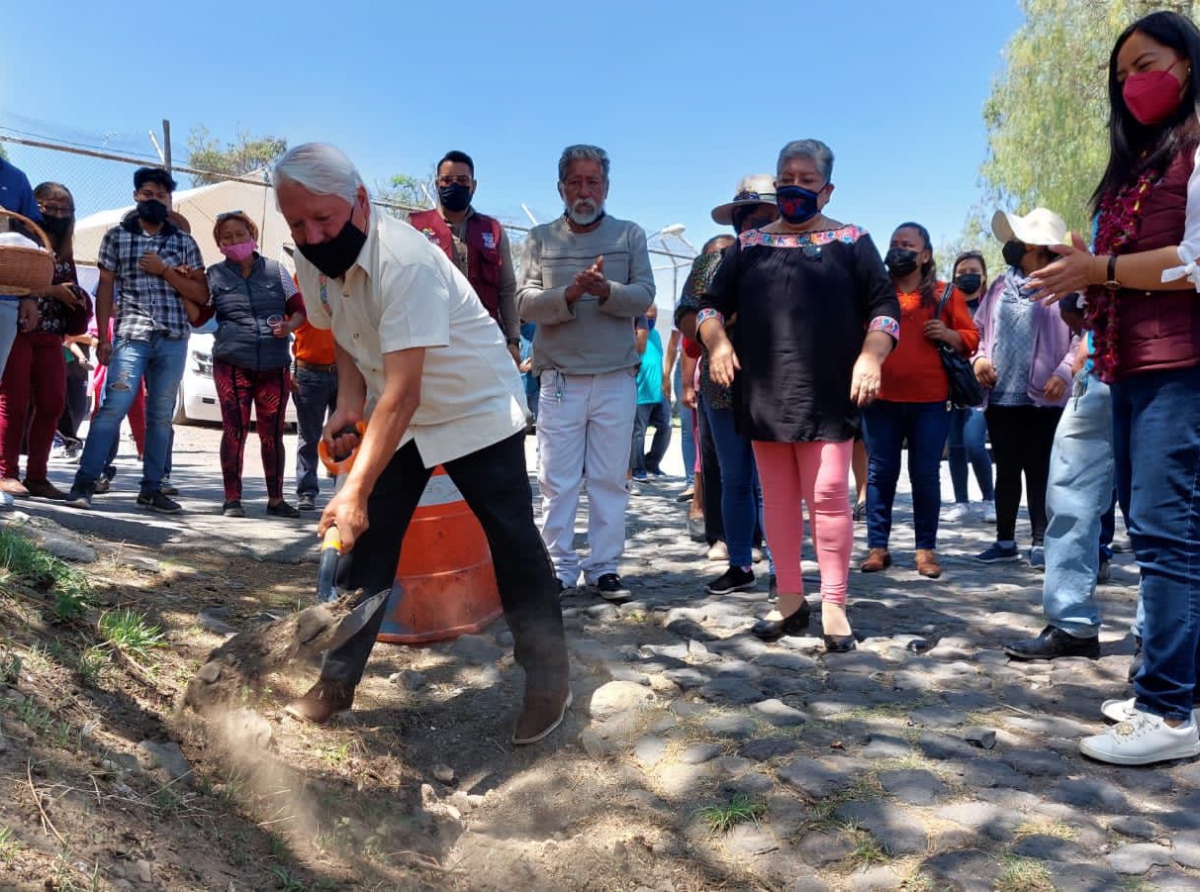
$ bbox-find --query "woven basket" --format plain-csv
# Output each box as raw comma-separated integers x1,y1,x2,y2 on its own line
0,208,54,296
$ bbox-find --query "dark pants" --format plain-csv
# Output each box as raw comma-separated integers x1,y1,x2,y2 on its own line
862,400,951,550
985,404,1062,545
696,393,724,545
59,368,88,441
322,431,569,692
1113,365,1200,721
631,397,672,475
947,407,994,503
703,399,762,567
293,366,338,498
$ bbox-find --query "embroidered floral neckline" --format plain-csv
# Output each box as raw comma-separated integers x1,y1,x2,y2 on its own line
739,225,866,249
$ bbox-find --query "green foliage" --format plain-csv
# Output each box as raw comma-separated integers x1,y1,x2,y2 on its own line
982,0,1198,233
98,609,165,663
696,793,765,833
0,826,22,862
187,125,287,186
374,172,432,216
0,650,19,687
0,527,91,616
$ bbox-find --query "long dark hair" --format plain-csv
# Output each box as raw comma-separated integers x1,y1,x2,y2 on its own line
1092,10,1200,212
894,221,937,307
33,181,74,262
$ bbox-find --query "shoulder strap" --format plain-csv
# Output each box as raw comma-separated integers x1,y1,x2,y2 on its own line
936,282,955,320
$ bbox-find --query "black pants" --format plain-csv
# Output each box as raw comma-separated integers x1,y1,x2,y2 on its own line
323,431,568,691
58,370,88,441
631,398,672,475
696,393,725,545
985,404,1062,545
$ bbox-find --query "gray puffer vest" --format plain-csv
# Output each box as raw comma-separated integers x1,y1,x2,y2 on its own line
207,256,291,371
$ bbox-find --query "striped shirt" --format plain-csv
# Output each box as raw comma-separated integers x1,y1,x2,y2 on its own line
97,211,202,341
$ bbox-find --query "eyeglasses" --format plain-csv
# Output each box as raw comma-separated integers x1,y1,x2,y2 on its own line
38,203,74,217
217,210,245,221
436,176,472,187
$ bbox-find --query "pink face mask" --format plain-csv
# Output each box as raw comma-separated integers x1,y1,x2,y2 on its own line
1123,59,1188,126
220,240,257,263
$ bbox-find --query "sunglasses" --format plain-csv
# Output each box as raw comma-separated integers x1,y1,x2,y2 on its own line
216,210,245,221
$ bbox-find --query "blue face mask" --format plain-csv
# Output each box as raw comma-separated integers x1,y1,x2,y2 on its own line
647,316,657,331
776,184,823,225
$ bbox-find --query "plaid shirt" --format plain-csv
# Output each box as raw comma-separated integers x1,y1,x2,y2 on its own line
97,212,202,341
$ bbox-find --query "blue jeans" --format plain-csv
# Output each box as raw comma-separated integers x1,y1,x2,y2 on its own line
293,367,338,498
703,400,762,568
75,334,187,494
862,400,951,550
1043,375,1113,637
631,398,672,474
947,407,994,503
676,363,694,486
1112,364,1200,721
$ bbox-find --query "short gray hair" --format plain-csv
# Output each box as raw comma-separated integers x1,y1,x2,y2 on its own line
273,142,364,205
776,139,835,182
558,144,610,184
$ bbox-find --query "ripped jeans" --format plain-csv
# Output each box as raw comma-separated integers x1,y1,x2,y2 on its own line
74,334,187,495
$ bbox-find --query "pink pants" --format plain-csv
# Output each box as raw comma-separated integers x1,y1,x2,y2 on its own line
752,440,853,605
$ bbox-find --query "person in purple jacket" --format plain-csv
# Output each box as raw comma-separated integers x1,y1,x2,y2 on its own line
971,208,1077,569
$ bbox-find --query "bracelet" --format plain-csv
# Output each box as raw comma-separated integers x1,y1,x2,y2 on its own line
868,315,900,340
695,308,723,328
1104,255,1121,292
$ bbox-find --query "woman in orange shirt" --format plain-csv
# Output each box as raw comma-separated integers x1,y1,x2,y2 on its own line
860,222,979,579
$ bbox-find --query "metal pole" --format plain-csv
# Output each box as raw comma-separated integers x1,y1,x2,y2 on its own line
162,119,172,175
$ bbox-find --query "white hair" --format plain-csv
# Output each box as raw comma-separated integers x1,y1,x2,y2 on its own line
777,139,835,181
273,142,364,205
558,144,610,184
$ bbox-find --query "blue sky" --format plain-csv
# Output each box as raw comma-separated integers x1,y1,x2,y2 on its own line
2,0,1024,285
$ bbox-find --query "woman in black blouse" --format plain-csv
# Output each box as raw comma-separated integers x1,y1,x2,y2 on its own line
698,139,900,651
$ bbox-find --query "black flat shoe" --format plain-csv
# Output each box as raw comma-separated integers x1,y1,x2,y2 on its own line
751,600,811,641
1004,625,1099,661
823,634,857,653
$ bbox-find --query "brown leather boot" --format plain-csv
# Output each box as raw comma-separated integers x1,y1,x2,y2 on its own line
284,680,355,724
23,478,67,500
512,686,572,745
860,547,892,573
915,549,942,579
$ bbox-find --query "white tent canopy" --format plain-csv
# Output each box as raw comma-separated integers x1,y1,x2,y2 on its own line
73,173,294,272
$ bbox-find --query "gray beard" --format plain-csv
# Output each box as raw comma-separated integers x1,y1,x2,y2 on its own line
566,202,604,226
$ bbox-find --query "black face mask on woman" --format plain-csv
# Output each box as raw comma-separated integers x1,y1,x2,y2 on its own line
885,247,919,278
1002,240,1027,269
955,273,982,295
39,215,72,238
298,216,368,279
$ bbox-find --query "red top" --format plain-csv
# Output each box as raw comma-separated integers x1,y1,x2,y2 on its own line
877,281,980,403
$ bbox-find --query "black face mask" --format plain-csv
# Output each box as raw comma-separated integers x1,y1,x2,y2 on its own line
39,215,72,238
955,273,982,295
1002,240,1027,269
297,215,367,280
136,199,169,225
438,182,472,213
885,247,919,278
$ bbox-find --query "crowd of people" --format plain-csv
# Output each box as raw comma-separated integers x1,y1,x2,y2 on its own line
1,8,1199,761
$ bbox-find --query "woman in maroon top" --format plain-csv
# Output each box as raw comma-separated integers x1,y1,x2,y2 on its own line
1030,10,1200,765
0,182,90,500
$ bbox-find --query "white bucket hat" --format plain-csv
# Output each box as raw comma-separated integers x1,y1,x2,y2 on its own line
991,207,1067,247
711,174,777,225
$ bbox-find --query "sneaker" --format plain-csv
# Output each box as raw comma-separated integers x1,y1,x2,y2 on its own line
594,573,631,603
1101,697,1200,726
706,540,729,563
852,501,867,522
223,500,245,518
1029,546,1046,570
632,469,648,480
1005,625,1100,661
942,502,972,522
268,500,301,518
297,493,317,511
1128,635,1143,683
1080,710,1200,766
979,500,998,523
94,473,112,495
976,542,1020,563
705,566,756,595
687,516,706,542
137,490,182,514
65,486,93,510
159,477,179,496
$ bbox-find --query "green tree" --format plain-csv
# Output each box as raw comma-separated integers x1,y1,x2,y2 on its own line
980,0,1196,235
373,173,432,217
186,126,287,185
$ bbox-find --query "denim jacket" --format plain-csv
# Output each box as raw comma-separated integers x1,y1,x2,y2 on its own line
971,270,1077,409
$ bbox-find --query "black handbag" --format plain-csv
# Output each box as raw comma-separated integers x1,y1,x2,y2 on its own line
934,283,985,408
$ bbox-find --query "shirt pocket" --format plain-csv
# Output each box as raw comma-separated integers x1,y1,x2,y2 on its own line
476,247,502,287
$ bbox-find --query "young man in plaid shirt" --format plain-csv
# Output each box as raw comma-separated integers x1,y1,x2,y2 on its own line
67,168,208,512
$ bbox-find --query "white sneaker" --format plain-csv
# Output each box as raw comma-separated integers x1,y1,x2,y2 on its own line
978,500,997,523
942,502,972,522
706,541,729,563
1080,710,1200,765
1103,696,1200,726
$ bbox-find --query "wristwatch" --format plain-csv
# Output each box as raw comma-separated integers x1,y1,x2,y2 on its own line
1103,255,1122,292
